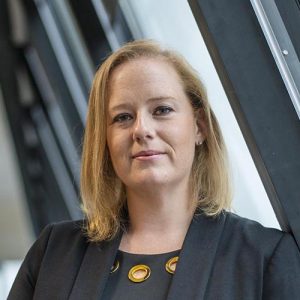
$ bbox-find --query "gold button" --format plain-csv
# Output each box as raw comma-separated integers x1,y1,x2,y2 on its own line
110,260,120,273
128,264,151,283
165,256,179,274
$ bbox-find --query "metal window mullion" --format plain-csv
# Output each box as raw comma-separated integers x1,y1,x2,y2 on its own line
250,0,300,120
91,0,121,51
119,0,144,39
25,47,80,187
51,0,94,88
34,0,87,124
31,107,82,220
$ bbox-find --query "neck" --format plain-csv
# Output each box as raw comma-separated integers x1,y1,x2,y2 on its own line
119,184,195,254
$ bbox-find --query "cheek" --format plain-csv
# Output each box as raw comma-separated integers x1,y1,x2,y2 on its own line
107,132,130,171
106,132,119,167
170,120,197,161
107,129,123,154
169,118,197,145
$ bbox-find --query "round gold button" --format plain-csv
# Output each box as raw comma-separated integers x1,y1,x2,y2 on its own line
128,264,151,283
165,256,179,274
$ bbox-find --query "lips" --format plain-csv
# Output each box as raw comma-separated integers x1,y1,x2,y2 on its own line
132,150,165,159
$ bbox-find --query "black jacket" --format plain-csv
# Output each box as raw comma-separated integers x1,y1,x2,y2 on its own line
8,211,300,299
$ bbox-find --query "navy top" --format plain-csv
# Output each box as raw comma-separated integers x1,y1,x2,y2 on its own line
102,249,181,300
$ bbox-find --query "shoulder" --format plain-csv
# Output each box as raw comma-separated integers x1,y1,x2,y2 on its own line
220,211,295,258
27,220,90,284
37,219,88,254
223,210,283,238
214,212,300,281
44,219,86,239
20,219,86,255
7,220,89,299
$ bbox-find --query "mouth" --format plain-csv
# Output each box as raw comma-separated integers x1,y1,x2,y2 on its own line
132,150,165,160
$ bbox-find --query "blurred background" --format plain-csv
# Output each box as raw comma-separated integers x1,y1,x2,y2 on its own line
1,0,300,298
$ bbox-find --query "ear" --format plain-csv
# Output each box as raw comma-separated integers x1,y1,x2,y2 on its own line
194,108,207,145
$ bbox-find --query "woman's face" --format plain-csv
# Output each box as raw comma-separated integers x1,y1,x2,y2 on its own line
106,58,204,191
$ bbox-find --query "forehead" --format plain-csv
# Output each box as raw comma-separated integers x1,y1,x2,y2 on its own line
108,57,184,99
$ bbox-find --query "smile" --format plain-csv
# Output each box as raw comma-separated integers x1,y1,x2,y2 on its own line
132,150,165,160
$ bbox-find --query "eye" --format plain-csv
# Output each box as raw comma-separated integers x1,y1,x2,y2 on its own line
153,106,174,116
112,113,132,123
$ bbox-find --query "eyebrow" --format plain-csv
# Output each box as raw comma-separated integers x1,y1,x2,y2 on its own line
148,96,176,102
109,96,176,112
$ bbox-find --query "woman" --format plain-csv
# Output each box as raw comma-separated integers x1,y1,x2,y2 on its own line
8,40,300,299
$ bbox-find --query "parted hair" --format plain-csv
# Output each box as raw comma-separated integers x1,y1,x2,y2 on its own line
80,39,231,242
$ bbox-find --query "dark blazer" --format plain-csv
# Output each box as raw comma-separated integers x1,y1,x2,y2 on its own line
8,211,300,300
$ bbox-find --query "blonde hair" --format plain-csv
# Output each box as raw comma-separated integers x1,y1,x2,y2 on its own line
81,39,231,241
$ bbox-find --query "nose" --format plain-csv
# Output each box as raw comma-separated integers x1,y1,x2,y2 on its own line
132,113,153,143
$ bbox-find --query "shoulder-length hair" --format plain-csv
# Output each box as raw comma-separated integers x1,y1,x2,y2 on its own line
81,39,231,242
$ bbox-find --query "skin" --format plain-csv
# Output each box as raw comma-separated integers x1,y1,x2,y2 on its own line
106,57,205,254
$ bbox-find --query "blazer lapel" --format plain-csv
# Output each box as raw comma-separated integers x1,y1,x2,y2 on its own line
167,212,227,300
69,231,122,300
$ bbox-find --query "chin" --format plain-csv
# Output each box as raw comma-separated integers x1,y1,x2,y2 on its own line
125,173,170,189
